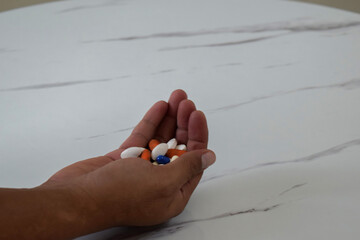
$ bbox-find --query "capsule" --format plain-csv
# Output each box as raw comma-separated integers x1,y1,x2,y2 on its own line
120,147,145,159
156,155,170,164
149,139,160,151
140,149,151,161
166,149,186,158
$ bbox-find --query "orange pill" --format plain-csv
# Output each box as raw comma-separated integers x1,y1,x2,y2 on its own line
140,149,151,161
166,149,186,158
149,139,160,151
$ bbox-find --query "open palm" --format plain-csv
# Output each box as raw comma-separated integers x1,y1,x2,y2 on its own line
45,89,208,186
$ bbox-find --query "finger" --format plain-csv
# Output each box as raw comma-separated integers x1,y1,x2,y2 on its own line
166,150,215,216
105,101,168,160
180,172,203,201
187,111,209,151
164,150,216,189
170,172,203,215
154,89,187,142
176,99,196,144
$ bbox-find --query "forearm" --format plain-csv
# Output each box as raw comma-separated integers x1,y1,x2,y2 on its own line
0,185,108,240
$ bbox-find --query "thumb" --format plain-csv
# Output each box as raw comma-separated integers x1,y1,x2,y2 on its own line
166,149,216,187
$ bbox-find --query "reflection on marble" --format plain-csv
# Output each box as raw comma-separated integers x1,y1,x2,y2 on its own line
1,0,360,239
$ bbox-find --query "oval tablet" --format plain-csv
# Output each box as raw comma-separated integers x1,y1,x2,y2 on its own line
176,144,187,151
167,138,177,149
170,155,179,162
151,143,168,160
120,147,145,159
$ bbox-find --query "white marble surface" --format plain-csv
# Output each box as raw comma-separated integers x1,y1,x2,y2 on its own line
1,0,360,239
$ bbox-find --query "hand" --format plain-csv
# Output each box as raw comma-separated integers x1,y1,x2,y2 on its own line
42,90,216,230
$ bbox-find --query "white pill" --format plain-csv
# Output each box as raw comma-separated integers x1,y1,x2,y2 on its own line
176,144,187,151
120,147,145,159
170,155,179,162
152,162,159,166
151,143,168,160
167,138,177,149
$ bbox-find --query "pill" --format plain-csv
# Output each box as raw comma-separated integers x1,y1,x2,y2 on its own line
151,143,168,160
120,147,145,159
167,138,177,149
166,149,186,158
176,144,187,151
170,155,179,162
149,139,160,151
156,155,170,164
152,161,159,166
140,149,151,161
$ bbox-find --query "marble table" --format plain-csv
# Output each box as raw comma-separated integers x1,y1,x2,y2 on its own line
1,0,360,239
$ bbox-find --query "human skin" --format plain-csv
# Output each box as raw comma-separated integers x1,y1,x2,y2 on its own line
0,89,216,240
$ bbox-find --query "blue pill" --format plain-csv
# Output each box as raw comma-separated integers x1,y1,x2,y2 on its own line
156,155,170,164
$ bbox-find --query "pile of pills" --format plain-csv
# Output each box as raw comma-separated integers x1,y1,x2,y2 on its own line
120,138,187,165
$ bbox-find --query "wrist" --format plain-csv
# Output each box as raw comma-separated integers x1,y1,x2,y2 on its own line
0,186,98,239
63,180,114,232
32,182,111,239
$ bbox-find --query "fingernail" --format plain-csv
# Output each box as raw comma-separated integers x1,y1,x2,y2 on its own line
201,151,216,169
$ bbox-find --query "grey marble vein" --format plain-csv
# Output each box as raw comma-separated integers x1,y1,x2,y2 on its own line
0,48,17,54
279,183,307,196
0,76,130,92
151,69,176,75
206,78,360,113
264,62,295,69
151,205,281,239
258,183,308,206
172,204,281,226
214,62,242,68
109,204,281,239
57,5,97,13
76,126,135,140
84,20,360,43
201,138,360,183
57,0,124,13
159,35,281,51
